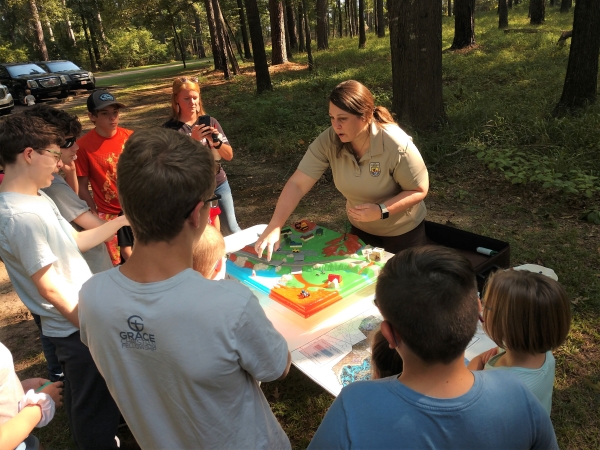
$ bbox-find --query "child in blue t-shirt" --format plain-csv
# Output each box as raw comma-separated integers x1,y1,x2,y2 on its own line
468,270,571,415
309,246,558,450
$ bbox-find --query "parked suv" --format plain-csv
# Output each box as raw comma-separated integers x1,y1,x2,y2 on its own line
0,84,14,115
36,60,95,91
0,62,69,104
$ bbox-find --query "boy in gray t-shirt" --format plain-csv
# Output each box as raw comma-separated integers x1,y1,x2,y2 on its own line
0,113,128,449
79,129,292,449
28,105,113,274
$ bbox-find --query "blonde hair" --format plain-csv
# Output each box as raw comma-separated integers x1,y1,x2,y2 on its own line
192,225,226,278
483,270,572,354
170,77,205,120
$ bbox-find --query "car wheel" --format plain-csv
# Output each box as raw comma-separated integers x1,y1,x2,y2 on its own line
57,91,69,99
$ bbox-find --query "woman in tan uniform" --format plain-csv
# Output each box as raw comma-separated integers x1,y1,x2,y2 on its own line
255,80,429,260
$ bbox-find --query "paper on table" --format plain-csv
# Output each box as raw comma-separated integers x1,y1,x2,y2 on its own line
223,224,267,254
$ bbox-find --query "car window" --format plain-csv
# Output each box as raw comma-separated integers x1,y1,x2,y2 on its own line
0,67,9,78
45,62,81,72
6,64,48,77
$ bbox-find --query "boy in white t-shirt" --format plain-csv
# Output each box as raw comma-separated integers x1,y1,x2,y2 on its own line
79,129,292,449
0,113,127,449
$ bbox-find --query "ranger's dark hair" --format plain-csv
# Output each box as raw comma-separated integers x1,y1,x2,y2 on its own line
375,246,479,365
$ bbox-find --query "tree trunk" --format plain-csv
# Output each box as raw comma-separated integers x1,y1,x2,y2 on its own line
172,23,187,68
78,1,96,70
554,0,600,115
377,0,385,36
283,1,294,59
28,0,49,60
87,18,103,67
285,0,299,50
93,0,108,53
212,0,231,78
508,0,513,8
389,0,444,130
316,0,329,49
204,0,225,71
244,0,272,92
448,0,453,16
61,0,76,47
560,0,571,13
451,0,475,50
224,16,244,63
193,8,207,58
236,0,253,58
337,0,343,37
345,0,352,37
301,0,313,70
297,2,305,51
269,0,287,64
530,0,545,24
499,0,508,28
350,0,359,35
358,0,366,48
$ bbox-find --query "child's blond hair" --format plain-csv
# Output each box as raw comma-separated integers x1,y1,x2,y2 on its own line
192,225,226,278
483,270,571,354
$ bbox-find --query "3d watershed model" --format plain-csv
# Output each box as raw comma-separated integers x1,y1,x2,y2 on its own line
226,220,385,318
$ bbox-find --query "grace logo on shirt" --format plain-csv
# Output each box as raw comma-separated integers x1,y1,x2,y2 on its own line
119,315,157,351
369,162,381,177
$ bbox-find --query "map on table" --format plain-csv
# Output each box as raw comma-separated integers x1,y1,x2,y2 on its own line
226,220,385,318
291,304,495,396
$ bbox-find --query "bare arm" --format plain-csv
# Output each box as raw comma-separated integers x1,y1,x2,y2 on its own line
77,176,97,214
276,351,292,380
73,211,115,242
62,162,79,194
255,170,319,260
71,215,129,253
348,179,429,223
31,264,79,327
0,405,42,449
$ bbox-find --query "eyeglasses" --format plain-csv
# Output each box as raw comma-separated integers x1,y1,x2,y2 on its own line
183,194,221,218
43,148,62,163
62,137,76,149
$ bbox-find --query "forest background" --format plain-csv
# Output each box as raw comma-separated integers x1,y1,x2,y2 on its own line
1,0,600,449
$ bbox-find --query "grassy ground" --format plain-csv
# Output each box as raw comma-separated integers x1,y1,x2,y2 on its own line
3,3,600,449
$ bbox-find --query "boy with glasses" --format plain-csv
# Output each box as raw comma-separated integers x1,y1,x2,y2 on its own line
0,113,127,449
79,129,292,449
309,246,558,449
76,89,134,264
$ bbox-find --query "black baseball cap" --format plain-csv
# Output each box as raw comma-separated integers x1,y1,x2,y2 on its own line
87,90,126,112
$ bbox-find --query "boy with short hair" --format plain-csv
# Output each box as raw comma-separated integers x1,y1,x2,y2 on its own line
309,246,558,449
0,113,126,448
76,89,133,264
79,129,292,449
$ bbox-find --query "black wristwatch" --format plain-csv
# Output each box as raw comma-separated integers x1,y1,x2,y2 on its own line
214,139,223,149
378,203,389,220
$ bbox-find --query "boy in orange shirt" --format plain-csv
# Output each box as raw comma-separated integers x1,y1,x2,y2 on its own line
76,90,133,264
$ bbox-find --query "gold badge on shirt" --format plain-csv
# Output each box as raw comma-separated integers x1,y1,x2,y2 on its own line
369,162,381,177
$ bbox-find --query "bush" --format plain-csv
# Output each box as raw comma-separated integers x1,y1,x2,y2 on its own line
103,29,170,70
0,44,28,63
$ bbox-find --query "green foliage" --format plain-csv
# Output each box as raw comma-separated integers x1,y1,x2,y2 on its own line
580,208,600,225
0,44,28,63
103,29,170,70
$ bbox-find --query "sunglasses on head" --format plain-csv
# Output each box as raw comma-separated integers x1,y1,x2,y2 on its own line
62,137,76,149
177,76,199,83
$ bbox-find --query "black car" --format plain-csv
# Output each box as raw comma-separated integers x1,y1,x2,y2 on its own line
0,63,69,103
36,60,96,91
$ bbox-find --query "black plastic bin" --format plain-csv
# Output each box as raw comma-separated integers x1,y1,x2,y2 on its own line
424,221,510,292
